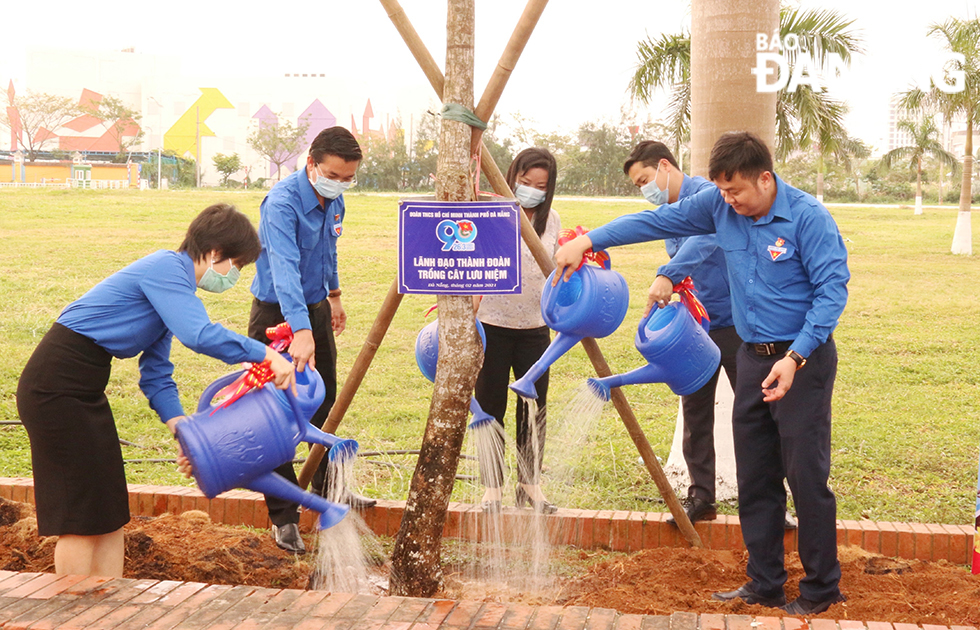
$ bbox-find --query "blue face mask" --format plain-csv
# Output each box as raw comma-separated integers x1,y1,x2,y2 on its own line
198,259,240,293
640,164,670,206
514,184,546,209
310,164,352,200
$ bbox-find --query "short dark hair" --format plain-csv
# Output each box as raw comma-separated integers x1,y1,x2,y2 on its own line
707,132,774,182
505,147,557,237
309,126,362,164
178,203,262,266
623,141,678,176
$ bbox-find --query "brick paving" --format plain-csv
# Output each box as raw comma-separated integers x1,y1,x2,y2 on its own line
0,479,977,630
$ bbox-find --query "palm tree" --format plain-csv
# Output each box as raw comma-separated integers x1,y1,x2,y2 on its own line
900,17,980,254
629,6,863,183
879,118,959,215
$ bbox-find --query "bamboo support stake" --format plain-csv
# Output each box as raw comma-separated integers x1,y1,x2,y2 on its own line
297,280,404,490
474,0,549,121
379,0,701,549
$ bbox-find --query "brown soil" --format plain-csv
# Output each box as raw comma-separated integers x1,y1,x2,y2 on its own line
2,497,978,625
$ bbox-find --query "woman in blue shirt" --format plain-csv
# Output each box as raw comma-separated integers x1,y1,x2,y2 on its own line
16,203,295,578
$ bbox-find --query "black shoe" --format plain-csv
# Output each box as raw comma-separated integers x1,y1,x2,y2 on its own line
272,523,306,555
712,583,786,607
515,486,558,514
667,497,717,525
481,500,502,513
781,593,846,615
338,491,377,510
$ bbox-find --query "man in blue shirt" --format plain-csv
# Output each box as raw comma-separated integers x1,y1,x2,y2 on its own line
623,141,740,525
250,126,374,555
555,132,849,616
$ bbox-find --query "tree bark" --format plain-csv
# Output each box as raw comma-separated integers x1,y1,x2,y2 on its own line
389,0,481,598
690,0,779,177
915,157,923,215
951,110,973,255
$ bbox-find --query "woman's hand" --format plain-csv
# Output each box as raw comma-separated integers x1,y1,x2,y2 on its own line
265,346,297,394
165,417,194,479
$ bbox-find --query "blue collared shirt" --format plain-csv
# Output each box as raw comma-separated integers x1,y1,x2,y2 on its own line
588,175,849,357
250,167,345,332
656,175,734,330
57,250,268,422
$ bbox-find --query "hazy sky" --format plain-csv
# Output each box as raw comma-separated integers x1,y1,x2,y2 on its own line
4,0,979,152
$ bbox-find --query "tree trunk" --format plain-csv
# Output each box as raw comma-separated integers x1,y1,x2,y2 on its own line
389,0,482,598
914,156,923,215
690,0,779,177
951,109,973,255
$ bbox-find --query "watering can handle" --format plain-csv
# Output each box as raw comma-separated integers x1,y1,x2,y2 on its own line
196,370,247,413
543,270,565,322
637,309,654,344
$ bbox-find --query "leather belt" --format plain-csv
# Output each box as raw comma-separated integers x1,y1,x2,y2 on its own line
750,341,793,356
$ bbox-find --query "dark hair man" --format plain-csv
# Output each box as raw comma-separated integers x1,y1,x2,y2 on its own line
622,141,741,525
249,126,374,555
555,132,849,616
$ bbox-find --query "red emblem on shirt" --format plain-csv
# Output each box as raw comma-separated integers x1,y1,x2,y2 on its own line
767,237,787,261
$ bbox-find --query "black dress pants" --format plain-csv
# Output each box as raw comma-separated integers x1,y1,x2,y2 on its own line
473,323,551,487
680,325,742,503
732,338,842,602
249,298,337,527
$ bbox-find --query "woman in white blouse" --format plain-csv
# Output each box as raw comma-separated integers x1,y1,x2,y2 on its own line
474,147,561,514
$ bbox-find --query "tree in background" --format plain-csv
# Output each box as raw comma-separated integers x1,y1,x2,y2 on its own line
247,117,309,181
83,95,144,159
212,152,242,187
879,118,959,215
0,91,80,162
900,16,980,254
629,6,862,185
358,127,410,190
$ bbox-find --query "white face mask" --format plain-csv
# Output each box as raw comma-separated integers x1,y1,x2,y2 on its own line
310,164,351,200
641,163,670,206
514,184,546,209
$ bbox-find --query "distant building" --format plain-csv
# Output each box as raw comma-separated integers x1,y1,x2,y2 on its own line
3,47,418,186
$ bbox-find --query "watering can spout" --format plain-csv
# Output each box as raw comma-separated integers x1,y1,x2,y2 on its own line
246,472,350,530
510,332,581,399
587,363,671,401
467,397,496,430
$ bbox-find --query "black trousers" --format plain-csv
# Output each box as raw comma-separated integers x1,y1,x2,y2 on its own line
732,338,841,602
680,325,742,503
473,323,551,487
249,298,337,526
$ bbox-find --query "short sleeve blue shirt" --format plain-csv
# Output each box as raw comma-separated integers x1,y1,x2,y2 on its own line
587,175,849,357
250,167,345,333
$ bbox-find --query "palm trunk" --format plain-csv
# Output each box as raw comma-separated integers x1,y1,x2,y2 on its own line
388,0,481,598
690,0,778,177
951,109,973,255
914,156,923,215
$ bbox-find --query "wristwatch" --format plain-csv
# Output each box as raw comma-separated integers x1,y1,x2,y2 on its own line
328,289,342,298
785,349,806,370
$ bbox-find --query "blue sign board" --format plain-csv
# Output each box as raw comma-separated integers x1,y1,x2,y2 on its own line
398,198,522,295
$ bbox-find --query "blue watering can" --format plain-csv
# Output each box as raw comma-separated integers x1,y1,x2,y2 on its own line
414,318,496,429
510,264,630,399
587,301,720,401
175,363,357,530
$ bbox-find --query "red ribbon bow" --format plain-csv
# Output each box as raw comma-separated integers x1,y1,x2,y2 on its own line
673,277,710,326
557,226,611,271
212,323,295,412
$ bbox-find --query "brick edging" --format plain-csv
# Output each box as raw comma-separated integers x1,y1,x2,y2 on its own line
0,478,973,564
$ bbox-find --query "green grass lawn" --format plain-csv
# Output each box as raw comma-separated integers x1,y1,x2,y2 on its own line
0,188,977,525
